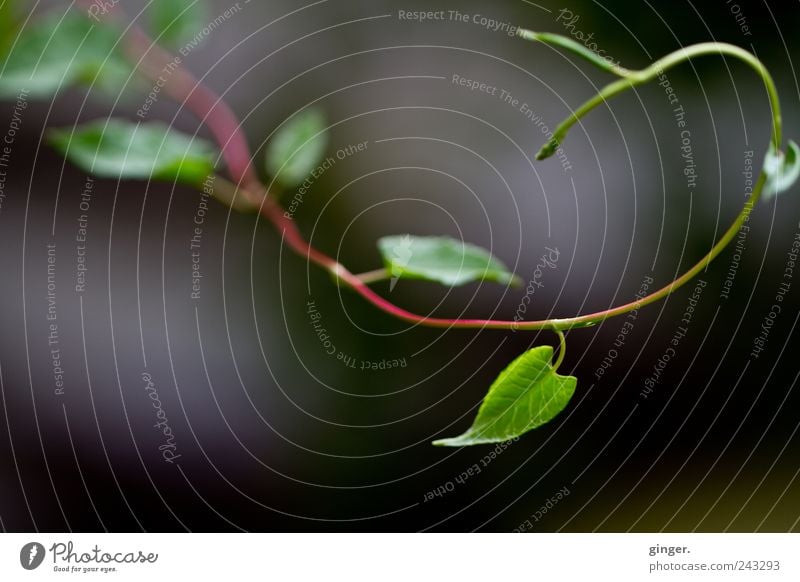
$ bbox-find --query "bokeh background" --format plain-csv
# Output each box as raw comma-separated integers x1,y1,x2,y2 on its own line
1,0,799,532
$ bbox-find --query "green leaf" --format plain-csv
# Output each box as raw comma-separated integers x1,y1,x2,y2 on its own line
48,119,218,186
518,29,627,78
150,0,207,50
763,140,800,201
377,235,522,287
433,346,576,446
0,10,133,99
265,108,328,188
0,0,18,59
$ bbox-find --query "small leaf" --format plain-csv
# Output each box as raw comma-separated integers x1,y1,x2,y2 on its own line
433,346,576,446
265,109,328,188
763,140,800,201
0,10,133,99
150,0,207,50
48,119,218,186
377,235,521,287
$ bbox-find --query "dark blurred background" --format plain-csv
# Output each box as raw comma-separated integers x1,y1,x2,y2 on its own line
1,0,799,532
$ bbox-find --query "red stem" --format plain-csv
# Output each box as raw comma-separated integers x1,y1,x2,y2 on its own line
78,1,260,191
126,28,260,190
262,202,562,330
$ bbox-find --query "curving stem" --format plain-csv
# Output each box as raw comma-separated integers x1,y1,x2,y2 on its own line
261,35,782,332
519,31,782,159
88,5,784,336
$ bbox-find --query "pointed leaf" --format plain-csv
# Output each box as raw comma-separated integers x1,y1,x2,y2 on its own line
433,346,576,446
0,10,133,99
150,0,208,50
377,235,521,287
265,108,328,188
48,119,218,186
763,140,800,200
517,29,626,78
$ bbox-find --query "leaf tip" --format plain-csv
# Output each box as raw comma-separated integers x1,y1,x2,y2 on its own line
432,345,578,448
535,139,559,160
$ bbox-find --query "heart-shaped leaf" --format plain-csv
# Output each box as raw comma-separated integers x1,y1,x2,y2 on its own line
763,140,800,201
265,108,328,189
0,10,133,99
377,235,521,287
433,346,576,446
48,119,218,186
150,0,208,50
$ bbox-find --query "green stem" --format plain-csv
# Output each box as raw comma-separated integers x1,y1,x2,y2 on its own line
553,330,567,371
509,31,781,330
520,32,783,159
547,173,762,330
517,29,634,79
355,268,390,284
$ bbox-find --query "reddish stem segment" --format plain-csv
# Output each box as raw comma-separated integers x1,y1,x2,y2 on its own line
78,1,260,192
261,201,503,329
125,27,260,191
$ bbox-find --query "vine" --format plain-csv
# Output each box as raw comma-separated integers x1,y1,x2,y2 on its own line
3,1,797,446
